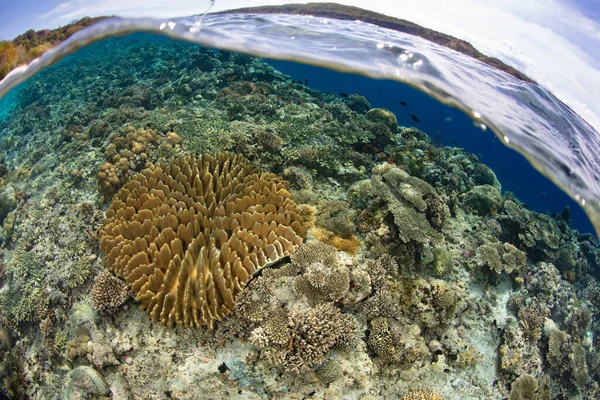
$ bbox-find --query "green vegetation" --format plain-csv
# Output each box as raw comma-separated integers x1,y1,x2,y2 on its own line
0,17,107,80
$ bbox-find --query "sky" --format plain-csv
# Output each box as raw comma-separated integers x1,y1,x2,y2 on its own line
0,0,599,134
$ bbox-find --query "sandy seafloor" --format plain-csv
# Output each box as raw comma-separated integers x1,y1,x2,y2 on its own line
0,32,600,400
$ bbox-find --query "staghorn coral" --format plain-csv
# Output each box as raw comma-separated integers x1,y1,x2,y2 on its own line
91,270,129,314
100,153,305,328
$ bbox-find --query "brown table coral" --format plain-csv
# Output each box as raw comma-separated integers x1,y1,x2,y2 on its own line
100,153,305,328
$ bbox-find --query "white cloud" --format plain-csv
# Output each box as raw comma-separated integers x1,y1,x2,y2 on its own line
37,0,600,133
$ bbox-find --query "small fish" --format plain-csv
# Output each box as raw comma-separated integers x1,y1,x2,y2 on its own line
339,92,349,98
399,101,408,107
304,78,309,86
411,114,420,123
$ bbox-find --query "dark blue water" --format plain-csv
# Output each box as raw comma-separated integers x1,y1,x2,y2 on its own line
268,60,594,234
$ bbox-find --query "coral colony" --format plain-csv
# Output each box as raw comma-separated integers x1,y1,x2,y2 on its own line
1,32,600,399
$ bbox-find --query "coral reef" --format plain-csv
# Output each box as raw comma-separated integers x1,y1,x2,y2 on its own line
1,30,600,400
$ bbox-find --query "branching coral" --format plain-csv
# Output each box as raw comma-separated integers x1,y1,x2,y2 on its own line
250,303,358,374
400,388,445,400
287,241,351,305
498,200,562,262
464,184,502,216
517,303,549,341
97,126,182,203
409,279,457,328
0,239,45,323
293,260,350,306
367,317,428,364
100,153,305,328
91,271,129,314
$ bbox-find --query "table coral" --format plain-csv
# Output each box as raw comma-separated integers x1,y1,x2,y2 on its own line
100,153,305,328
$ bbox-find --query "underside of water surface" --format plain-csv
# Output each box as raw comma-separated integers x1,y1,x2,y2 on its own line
0,12,599,400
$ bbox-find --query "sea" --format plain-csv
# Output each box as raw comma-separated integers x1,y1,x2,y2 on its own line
0,9,599,400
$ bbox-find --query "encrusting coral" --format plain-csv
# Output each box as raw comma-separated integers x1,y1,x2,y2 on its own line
100,153,306,328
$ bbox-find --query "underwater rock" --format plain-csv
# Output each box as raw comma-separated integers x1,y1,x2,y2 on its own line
464,184,502,216
365,108,398,133
63,366,110,399
100,153,305,328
